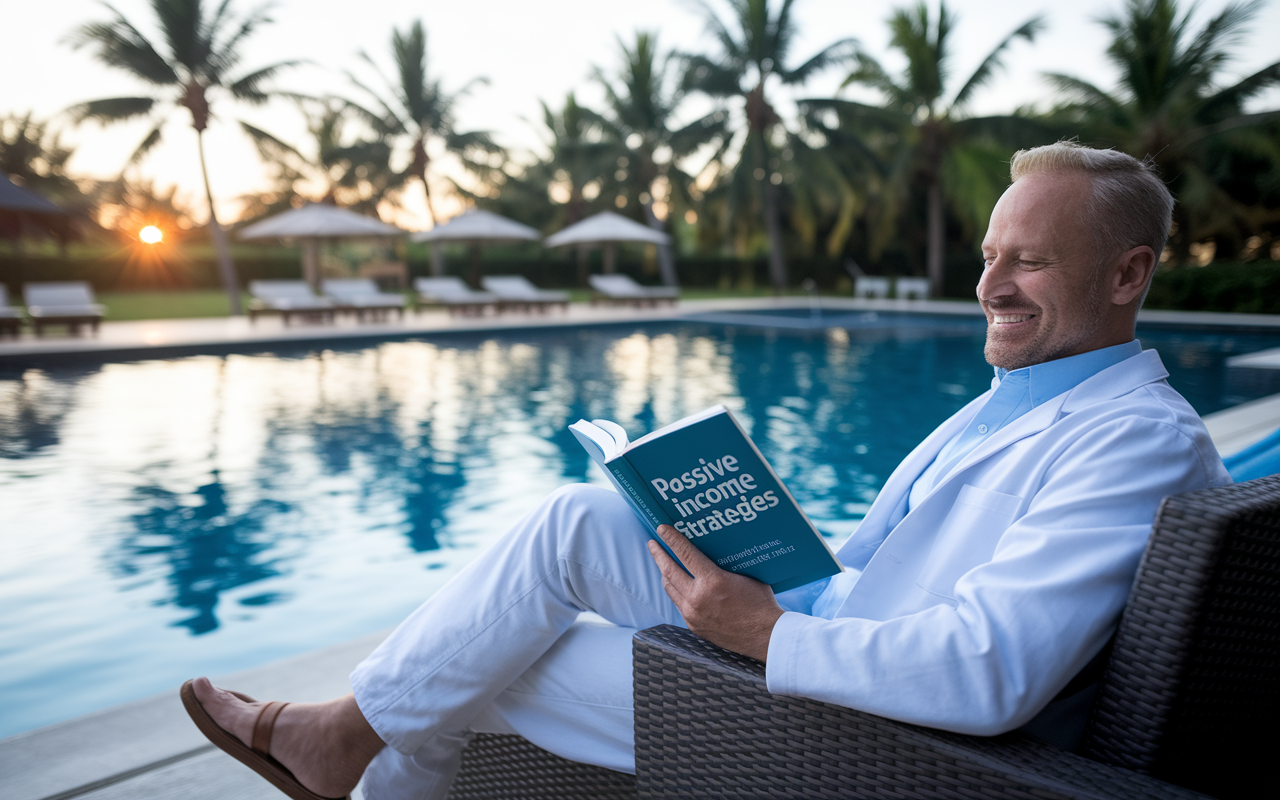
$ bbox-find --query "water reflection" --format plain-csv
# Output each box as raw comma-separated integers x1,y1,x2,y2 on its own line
119,473,288,634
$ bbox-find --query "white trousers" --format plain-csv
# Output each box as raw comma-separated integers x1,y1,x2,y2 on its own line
351,484,687,799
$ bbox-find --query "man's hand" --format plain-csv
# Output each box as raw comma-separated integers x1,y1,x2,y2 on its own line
648,525,784,662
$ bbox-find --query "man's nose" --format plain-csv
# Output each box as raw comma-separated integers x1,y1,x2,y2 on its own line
977,256,1015,301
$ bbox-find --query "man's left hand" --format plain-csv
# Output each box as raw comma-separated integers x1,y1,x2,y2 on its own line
648,525,784,662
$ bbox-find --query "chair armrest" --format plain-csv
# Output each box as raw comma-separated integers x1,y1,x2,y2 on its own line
632,626,1209,800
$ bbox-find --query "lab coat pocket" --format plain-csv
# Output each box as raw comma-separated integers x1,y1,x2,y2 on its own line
916,484,1022,600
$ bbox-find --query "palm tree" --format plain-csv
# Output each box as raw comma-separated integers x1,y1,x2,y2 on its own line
1046,0,1280,264
825,1,1044,296
594,32,729,285
67,0,297,315
347,20,503,229
239,99,402,220
682,0,856,292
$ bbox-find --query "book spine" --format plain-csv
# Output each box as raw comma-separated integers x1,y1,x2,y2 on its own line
605,456,673,530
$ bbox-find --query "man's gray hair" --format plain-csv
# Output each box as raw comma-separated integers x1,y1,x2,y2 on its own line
1010,141,1174,264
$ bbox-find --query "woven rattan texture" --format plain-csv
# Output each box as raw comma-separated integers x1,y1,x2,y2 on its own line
445,733,637,800
1080,474,1280,798
633,626,1208,799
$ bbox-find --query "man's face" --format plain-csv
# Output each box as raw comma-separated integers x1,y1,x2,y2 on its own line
978,172,1113,371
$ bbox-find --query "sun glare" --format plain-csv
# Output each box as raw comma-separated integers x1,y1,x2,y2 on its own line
139,226,164,244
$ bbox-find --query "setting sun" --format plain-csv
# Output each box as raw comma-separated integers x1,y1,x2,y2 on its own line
139,225,163,244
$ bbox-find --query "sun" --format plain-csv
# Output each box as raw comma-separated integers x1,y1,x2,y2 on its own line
139,225,164,244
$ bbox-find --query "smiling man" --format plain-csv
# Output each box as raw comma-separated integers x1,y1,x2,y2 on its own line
182,142,1230,800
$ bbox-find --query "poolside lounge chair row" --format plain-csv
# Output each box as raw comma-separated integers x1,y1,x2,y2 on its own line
0,282,106,337
414,276,570,316
248,279,408,325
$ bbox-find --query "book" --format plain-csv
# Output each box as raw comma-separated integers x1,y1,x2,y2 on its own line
569,405,843,594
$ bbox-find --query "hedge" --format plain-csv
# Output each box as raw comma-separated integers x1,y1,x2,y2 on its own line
1144,260,1280,314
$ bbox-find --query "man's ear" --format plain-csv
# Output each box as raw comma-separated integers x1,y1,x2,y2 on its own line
1110,246,1157,306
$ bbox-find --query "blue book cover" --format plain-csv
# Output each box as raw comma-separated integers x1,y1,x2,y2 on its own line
569,405,842,593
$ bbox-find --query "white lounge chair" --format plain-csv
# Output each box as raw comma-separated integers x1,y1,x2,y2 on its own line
414,277,501,317
24,281,106,335
588,274,679,307
322,278,407,321
0,285,22,337
248,280,334,325
481,275,570,314
854,276,890,299
895,277,930,300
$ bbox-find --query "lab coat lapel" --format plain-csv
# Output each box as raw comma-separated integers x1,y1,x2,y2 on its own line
835,349,1171,616
918,349,1172,496
836,391,990,564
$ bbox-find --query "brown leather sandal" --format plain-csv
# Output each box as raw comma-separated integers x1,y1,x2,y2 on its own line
180,679,349,800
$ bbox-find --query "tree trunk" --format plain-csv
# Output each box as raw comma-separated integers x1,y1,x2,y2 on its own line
753,135,787,294
196,129,242,315
430,242,445,276
301,239,321,292
926,179,944,299
642,201,678,286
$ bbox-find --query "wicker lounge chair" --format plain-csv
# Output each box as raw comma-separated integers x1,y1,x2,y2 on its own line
444,475,1280,800
415,277,502,317
248,280,335,325
482,275,570,314
588,274,678,307
0,285,22,336
24,281,106,335
322,278,406,321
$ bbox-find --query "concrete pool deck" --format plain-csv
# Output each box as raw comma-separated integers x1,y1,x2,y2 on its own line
4,298,1280,799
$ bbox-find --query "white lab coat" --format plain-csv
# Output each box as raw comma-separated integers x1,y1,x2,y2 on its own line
766,348,1230,734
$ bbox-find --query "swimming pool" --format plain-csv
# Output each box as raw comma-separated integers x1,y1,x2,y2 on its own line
2,313,1278,737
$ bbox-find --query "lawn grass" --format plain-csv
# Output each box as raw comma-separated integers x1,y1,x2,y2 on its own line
97,290,250,321
84,287,816,322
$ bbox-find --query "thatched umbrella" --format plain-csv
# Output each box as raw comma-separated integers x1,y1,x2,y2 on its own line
411,210,540,288
238,204,403,290
544,211,672,283
0,172,76,246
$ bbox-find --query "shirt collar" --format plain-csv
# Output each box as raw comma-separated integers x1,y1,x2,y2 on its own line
994,340,1142,406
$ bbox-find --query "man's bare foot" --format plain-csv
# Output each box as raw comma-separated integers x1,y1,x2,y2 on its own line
191,677,384,798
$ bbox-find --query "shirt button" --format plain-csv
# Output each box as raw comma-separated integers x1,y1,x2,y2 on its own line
977,424,989,434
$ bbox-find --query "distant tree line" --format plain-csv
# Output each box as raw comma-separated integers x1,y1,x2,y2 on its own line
3,0,1278,301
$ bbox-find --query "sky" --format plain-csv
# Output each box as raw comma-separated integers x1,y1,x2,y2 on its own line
7,0,1280,230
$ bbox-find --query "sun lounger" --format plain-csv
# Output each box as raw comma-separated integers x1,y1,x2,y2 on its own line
588,274,679,307
0,286,22,337
895,277,929,299
481,275,570,314
854,276,890,299
247,280,335,325
414,277,502,317
23,281,106,335
322,279,407,321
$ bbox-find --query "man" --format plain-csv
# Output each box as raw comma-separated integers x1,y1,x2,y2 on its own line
184,142,1230,800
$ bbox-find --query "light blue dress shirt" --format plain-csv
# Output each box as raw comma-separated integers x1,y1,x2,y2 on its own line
804,339,1144,620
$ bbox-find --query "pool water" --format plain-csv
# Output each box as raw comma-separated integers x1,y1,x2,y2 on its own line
2,316,1278,737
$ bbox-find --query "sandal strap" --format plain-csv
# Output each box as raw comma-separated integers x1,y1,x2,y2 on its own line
251,701,288,755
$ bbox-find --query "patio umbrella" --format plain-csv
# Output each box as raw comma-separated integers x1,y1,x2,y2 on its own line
0,171,76,243
544,211,672,281
411,209,540,287
238,204,403,290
